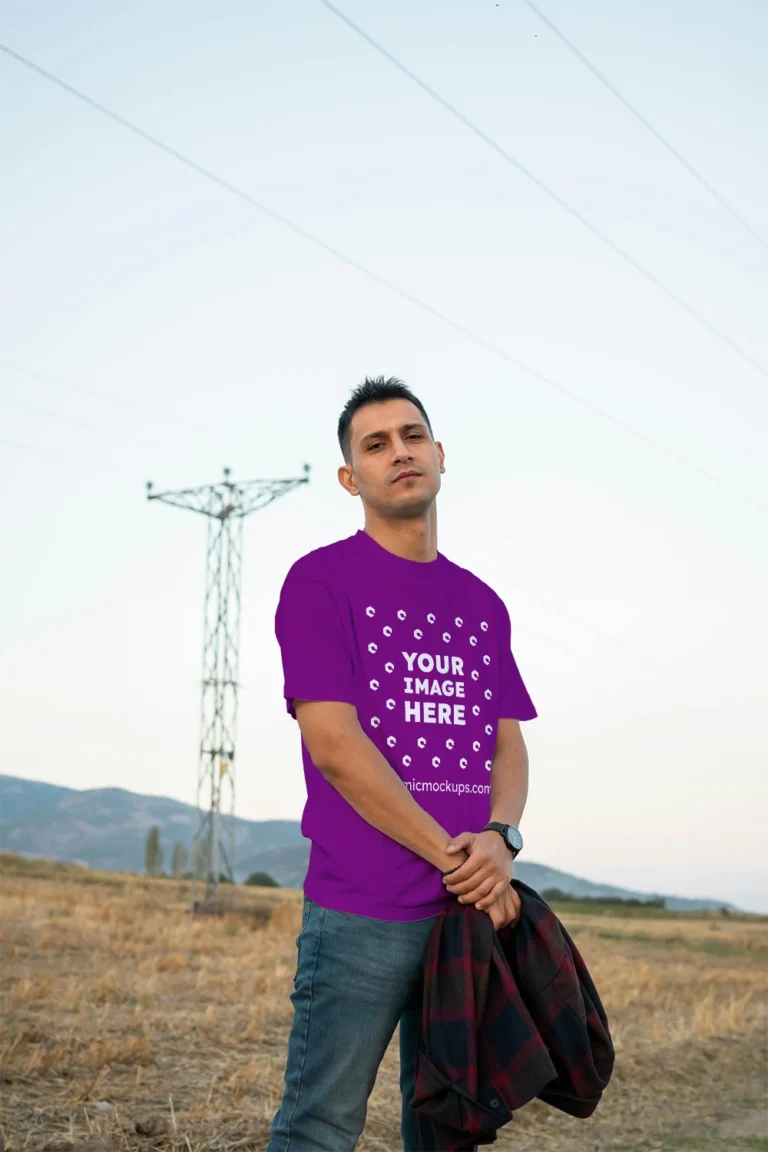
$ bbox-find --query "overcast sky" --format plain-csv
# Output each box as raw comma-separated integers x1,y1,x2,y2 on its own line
1,0,766,911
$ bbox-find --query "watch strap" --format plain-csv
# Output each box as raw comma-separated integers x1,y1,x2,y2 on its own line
483,822,521,858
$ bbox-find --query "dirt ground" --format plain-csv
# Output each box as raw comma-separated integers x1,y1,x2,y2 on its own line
1,854,766,1152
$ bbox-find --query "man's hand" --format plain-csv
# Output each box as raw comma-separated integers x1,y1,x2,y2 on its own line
483,885,521,932
442,830,514,910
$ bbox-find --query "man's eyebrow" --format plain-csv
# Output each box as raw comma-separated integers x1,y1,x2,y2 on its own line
359,422,426,445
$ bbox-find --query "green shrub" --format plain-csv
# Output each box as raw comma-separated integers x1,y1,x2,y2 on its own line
244,871,279,888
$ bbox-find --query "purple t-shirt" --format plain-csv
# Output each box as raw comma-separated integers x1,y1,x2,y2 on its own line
275,529,537,922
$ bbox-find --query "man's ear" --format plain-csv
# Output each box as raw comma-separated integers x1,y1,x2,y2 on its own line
338,464,359,497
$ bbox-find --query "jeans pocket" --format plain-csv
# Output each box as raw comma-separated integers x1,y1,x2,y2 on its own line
301,896,312,932
293,897,313,988
294,896,312,945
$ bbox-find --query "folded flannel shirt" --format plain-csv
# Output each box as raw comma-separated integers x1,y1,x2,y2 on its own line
411,879,615,1151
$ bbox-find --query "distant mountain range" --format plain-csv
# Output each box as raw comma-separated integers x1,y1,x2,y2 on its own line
0,774,736,910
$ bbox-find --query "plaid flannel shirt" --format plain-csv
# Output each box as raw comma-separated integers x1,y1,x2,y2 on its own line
411,879,615,1151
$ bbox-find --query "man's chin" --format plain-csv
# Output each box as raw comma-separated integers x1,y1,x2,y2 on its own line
388,496,434,519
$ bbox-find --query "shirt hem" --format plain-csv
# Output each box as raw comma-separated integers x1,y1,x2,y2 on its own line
303,877,453,922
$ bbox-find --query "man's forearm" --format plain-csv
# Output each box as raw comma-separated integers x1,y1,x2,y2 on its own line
319,729,466,874
489,729,529,827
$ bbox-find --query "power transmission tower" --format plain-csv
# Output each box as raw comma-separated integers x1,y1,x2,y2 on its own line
147,464,310,904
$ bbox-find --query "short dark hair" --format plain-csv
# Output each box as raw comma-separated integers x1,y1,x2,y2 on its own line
337,376,434,463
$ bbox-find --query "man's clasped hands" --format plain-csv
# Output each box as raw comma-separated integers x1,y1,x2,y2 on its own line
442,829,522,931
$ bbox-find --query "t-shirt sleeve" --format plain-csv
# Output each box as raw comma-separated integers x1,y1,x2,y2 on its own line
495,594,538,721
275,563,357,720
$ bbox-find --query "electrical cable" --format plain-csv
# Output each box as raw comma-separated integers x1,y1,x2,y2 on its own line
4,362,265,455
1,43,765,516
522,0,767,249
3,394,212,467
318,1,767,377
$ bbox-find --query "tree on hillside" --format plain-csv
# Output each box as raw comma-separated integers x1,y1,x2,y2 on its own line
171,842,188,878
192,837,207,882
542,888,573,902
245,871,279,888
145,826,163,875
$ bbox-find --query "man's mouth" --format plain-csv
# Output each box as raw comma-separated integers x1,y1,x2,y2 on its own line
394,471,421,483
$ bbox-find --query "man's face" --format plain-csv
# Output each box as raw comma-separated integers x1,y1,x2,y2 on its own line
338,398,445,518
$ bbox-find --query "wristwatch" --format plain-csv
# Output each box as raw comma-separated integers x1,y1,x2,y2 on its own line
483,821,523,859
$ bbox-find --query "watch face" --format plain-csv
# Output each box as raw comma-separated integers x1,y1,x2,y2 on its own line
506,825,523,852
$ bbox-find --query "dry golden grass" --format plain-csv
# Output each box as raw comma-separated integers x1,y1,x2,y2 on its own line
0,853,766,1152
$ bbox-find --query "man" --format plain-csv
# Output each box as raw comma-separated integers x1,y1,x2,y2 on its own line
267,376,537,1152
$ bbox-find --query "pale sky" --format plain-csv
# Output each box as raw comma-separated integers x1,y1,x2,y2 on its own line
1,0,766,911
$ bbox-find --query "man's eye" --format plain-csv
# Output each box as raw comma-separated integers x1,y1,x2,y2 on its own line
368,435,421,450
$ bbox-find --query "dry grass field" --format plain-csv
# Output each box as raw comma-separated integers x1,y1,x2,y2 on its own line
1,853,766,1152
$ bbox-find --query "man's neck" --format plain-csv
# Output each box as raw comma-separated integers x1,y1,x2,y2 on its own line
362,513,438,564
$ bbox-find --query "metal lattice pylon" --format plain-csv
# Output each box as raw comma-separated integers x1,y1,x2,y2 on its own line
147,464,310,901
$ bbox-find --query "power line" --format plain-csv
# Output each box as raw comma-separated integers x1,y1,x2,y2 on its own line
452,553,662,692
3,394,210,467
0,430,680,691
456,553,622,645
1,409,618,668
1,43,765,517
317,1,767,378
0,434,616,677
522,0,767,250
0,434,134,477
4,363,265,456
1,435,70,460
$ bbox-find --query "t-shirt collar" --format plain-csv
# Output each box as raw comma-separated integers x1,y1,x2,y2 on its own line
354,529,446,580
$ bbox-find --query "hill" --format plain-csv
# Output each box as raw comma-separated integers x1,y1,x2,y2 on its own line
0,773,735,910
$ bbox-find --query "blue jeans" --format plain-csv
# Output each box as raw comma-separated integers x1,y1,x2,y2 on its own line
267,895,477,1151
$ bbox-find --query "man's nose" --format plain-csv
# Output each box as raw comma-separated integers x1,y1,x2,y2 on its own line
392,438,413,460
